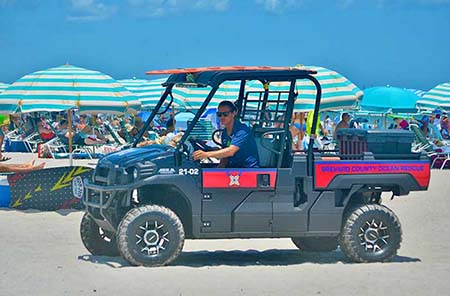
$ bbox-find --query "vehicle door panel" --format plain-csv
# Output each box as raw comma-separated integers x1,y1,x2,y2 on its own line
201,168,276,233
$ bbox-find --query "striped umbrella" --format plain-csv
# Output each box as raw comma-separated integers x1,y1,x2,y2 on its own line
173,80,243,110
0,65,140,114
267,66,363,112
406,88,426,98
179,66,361,111
120,78,184,109
417,83,450,112
145,66,361,112
0,65,141,165
0,82,8,93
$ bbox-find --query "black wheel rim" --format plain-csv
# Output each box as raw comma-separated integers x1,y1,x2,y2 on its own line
134,219,170,257
358,218,390,254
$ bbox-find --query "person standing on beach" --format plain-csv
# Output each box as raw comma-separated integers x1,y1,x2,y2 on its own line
333,113,350,138
0,114,11,162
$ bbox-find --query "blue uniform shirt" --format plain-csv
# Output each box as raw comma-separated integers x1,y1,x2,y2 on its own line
221,121,259,168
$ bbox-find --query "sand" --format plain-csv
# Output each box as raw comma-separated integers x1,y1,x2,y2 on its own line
0,153,449,295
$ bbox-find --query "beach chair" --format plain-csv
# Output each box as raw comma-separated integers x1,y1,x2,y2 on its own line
410,123,450,169
100,121,131,155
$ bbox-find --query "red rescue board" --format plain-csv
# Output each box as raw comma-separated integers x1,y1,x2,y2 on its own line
146,66,298,75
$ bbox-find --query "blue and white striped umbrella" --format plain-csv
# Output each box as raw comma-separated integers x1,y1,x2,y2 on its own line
417,83,450,112
0,83,8,93
268,65,363,112
119,78,184,109
173,80,243,109
146,66,362,112
406,88,426,98
0,65,140,114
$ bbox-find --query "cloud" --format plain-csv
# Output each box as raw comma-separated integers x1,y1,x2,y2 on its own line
254,0,450,11
67,0,118,21
254,0,305,12
127,0,230,17
0,0,15,7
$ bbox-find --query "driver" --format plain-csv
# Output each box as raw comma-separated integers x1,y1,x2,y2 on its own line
192,101,259,168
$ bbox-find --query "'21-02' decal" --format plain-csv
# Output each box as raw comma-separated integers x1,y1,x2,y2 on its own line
202,169,277,188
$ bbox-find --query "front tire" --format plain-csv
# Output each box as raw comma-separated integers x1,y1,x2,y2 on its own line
117,205,185,267
339,204,402,263
291,237,338,252
80,212,119,256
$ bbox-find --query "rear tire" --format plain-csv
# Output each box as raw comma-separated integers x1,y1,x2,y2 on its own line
339,204,402,263
291,237,338,252
117,205,185,267
80,212,119,256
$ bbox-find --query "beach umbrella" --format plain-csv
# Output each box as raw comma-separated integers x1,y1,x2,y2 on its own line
0,65,140,114
146,65,361,112
119,77,184,109
359,86,420,114
417,83,450,112
259,65,363,112
173,80,243,110
0,83,8,93
406,88,426,98
0,64,141,165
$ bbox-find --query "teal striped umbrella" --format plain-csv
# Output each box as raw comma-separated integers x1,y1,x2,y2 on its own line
0,65,141,166
0,65,140,114
120,78,183,109
172,80,243,110
173,66,362,111
406,88,426,98
268,66,363,112
0,83,8,93
417,83,450,112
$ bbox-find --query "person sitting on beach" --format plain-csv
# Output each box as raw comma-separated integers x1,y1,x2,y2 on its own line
136,116,182,148
0,159,45,173
394,118,409,130
37,117,55,141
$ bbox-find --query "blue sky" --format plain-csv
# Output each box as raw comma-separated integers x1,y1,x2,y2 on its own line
0,0,449,91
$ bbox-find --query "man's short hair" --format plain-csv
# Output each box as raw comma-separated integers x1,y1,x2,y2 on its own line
342,113,350,119
218,100,237,112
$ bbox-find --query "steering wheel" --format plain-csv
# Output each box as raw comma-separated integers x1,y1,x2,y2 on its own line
188,138,216,163
212,129,224,148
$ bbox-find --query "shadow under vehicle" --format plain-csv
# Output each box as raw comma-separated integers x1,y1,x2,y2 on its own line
81,67,431,266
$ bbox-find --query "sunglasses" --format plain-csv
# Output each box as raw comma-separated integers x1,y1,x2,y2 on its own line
216,111,231,118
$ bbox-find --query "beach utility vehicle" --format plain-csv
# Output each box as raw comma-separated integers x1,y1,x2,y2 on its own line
81,66,431,266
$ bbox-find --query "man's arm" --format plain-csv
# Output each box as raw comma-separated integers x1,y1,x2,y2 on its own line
192,145,239,161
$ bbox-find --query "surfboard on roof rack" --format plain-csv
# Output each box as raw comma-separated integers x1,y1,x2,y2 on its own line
146,66,297,75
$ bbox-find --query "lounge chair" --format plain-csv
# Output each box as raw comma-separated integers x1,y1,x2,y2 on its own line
410,123,450,169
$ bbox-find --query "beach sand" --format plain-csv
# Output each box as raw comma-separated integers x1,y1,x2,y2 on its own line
0,154,449,295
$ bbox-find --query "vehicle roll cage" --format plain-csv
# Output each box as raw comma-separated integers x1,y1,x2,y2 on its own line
134,69,322,176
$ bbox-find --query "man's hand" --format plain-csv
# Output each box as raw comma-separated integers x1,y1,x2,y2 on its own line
192,150,209,161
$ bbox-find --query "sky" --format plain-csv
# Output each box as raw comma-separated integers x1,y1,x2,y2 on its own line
0,0,449,91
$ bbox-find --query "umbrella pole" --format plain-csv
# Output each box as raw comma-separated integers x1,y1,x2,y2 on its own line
68,110,73,166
